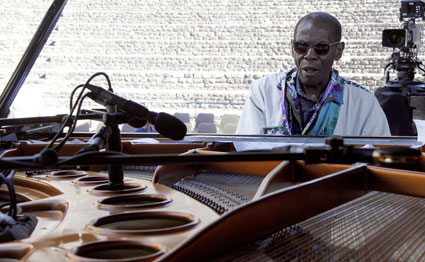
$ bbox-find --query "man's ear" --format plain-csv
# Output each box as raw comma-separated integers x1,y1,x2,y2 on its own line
335,42,345,61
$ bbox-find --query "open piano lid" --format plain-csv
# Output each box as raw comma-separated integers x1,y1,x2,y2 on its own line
0,0,67,118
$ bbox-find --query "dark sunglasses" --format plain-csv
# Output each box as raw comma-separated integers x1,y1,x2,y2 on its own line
292,40,340,56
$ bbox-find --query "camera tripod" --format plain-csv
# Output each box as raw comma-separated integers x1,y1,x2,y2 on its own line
375,79,425,136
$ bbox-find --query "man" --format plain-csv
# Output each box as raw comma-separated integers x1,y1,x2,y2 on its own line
236,12,390,136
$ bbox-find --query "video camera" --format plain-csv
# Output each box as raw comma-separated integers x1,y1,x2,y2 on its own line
382,0,425,85
383,0,424,49
375,0,425,136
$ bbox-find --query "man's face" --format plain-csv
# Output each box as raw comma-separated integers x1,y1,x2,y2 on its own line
292,20,344,90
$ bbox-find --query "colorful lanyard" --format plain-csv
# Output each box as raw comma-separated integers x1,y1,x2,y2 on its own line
281,69,336,135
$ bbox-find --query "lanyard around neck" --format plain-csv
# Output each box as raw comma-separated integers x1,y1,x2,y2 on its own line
281,69,336,135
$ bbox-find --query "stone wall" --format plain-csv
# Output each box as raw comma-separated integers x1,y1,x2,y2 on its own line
0,0,419,126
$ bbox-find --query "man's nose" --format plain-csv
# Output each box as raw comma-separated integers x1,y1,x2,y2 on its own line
304,46,319,59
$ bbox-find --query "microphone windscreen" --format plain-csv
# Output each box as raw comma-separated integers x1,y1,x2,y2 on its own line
154,112,187,140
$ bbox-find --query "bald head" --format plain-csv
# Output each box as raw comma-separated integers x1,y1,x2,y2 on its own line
294,12,342,42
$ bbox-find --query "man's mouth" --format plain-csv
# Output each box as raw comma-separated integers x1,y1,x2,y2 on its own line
302,67,319,75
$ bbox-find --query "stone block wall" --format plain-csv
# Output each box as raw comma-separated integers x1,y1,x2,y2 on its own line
0,0,421,128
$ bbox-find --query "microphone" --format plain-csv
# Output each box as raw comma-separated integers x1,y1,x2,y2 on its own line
86,84,187,140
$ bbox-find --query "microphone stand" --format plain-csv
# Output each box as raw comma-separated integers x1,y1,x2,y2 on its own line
85,106,143,190
104,105,124,190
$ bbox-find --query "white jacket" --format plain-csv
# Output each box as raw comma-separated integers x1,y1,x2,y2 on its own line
236,72,391,136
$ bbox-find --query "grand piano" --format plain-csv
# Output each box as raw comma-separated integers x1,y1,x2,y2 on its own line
1,1,425,261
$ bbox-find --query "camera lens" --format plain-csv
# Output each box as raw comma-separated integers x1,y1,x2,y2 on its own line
388,30,406,46
382,29,407,48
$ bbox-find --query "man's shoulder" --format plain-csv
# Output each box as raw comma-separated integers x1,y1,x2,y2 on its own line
251,72,286,90
249,72,286,98
339,76,380,108
339,76,373,96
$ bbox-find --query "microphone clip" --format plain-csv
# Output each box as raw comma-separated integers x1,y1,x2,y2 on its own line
102,111,146,129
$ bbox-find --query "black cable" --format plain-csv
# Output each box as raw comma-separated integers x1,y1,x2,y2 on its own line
43,72,112,153
91,72,113,92
7,171,17,219
416,61,425,75
69,84,84,112
80,72,112,93
0,172,8,187
52,72,113,153
69,72,112,111
384,62,393,71
0,73,115,219
52,93,89,152
43,85,88,151
0,171,16,218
